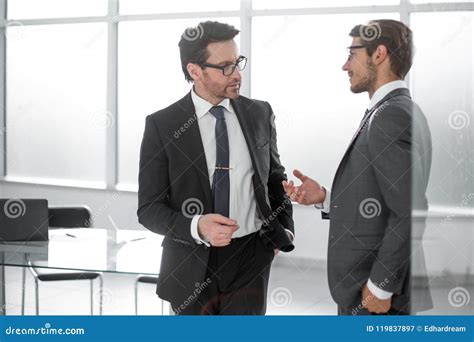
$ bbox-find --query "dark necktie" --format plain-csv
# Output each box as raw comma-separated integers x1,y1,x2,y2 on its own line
351,108,372,142
361,108,371,127
209,106,230,217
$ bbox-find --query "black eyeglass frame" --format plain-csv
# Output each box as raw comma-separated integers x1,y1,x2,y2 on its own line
347,44,369,50
346,45,369,61
200,55,247,76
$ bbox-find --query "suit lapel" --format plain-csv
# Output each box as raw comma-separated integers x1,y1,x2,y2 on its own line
174,92,213,209
230,97,261,176
332,88,411,187
231,98,271,218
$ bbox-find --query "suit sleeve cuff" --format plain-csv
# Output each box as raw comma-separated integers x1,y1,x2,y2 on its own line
285,229,295,242
190,215,210,247
367,278,393,299
314,187,331,213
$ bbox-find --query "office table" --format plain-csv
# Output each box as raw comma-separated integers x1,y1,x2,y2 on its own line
0,228,163,315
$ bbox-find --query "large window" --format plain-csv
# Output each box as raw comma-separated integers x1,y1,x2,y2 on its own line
119,0,240,14
7,0,108,19
252,0,399,9
6,23,108,186
410,11,473,207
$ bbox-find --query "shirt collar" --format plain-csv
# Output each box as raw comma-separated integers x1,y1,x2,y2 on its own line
368,80,407,110
191,88,234,119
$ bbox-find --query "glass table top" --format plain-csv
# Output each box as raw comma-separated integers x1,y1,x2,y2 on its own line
0,228,163,275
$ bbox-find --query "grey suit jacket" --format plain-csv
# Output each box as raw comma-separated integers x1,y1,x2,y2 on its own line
137,92,294,305
325,88,432,312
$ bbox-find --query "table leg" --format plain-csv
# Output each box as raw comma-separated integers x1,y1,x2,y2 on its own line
0,252,6,315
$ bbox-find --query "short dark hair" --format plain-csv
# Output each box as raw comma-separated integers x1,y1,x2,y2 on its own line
178,21,240,83
350,19,413,79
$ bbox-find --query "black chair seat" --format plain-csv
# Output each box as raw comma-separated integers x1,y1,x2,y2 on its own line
48,207,91,228
32,261,101,281
137,275,158,284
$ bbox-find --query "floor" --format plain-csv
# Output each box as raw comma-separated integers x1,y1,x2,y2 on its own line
3,259,473,315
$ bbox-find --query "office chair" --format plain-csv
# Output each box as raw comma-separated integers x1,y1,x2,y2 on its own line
21,205,103,315
134,275,164,315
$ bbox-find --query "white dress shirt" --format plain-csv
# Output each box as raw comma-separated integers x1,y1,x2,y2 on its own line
189,90,263,245
316,80,408,299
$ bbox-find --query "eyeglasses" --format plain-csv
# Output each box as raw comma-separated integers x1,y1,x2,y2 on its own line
346,45,368,61
347,45,368,50
201,55,247,76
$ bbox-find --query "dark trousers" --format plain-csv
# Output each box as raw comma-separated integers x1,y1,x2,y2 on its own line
171,232,274,315
338,304,409,316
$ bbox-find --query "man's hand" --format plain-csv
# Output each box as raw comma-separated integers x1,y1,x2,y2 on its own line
361,283,391,314
197,214,238,247
282,169,326,205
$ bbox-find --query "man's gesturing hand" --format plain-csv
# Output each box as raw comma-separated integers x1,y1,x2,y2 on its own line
282,169,326,206
197,214,239,247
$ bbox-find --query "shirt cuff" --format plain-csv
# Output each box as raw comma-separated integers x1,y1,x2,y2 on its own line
285,229,295,242
190,215,210,247
314,187,331,213
367,278,393,300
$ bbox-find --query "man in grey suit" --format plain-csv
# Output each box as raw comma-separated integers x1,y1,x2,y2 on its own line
283,19,432,315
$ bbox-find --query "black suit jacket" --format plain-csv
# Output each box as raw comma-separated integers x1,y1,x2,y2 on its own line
137,92,294,305
324,88,432,312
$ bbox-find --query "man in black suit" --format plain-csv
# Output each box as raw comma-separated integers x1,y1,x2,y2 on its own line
138,21,294,315
284,19,432,315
